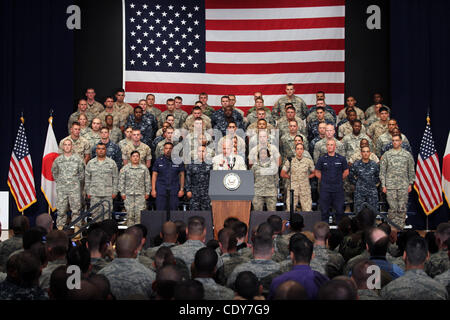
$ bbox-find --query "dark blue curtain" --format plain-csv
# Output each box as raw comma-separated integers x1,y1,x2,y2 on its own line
390,0,450,227
0,0,74,226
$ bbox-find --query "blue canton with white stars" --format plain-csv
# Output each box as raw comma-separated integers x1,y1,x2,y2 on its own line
419,123,437,160
125,1,205,73
13,123,31,161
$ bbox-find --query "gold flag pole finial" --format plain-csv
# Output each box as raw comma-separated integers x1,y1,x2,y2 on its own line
426,115,430,125
20,112,24,124
49,109,54,125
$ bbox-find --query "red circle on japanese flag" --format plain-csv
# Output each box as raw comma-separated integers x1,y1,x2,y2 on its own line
444,154,450,182
42,153,59,181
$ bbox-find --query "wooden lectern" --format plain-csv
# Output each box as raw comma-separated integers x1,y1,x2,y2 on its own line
209,171,254,239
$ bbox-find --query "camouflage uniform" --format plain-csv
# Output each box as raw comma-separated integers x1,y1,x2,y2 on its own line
91,140,123,170
142,242,177,259
280,133,309,164
58,136,91,161
0,279,48,300
118,138,132,153
0,236,22,272
98,109,124,128
51,154,85,228
341,133,373,161
39,259,66,290
122,142,152,166
68,111,95,133
277,116,307,138
183,114,212,131
159,109,185,128
246,108,276,126
98,258,156,300
227,259,281,292
337,106,365,122
349,160,380,215
349,150,379,165
194,277,235,300
201,104,216,118
211,109,245,136
276,232,298,261
307,119,334,142
380,141,412,157
380,269,448,300
313,138,345,164
380,148,415,229
376,132,410,157
90,257,109,274
357,289,382,300
307,105,337,123
155,139,178,159
85,157,119,222
113,102,134,123
125,115,156,147
309,135,325,155
217,252,251,285
246,121,275,132
119,163,151,226
146,106,162,121
272,95,308,120
434,269,450,289
185,161,213,210
365,104,390,120
171,240,223,275
425,249,450,278
282,157,314,211
367,121,388,148
251,159,279,211
310,245,345,279
84,129,102,149
86,100,104,117
107,127,123,145
337,120,367,139
248,144,280,167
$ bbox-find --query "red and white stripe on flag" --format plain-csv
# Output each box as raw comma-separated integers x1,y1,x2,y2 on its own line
7,122,37,212
41,118,59,211
442,131,450,207
124,0,345,113
414,121,443,215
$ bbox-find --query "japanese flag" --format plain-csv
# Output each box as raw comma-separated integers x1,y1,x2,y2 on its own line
443,131,450,208
41,117,59,211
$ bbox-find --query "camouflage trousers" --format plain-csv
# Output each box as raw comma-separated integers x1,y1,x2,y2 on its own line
56,190,81,228
354,188,378,215
253,195,277,211
286,185,312,212
386,188,408,229
190,188,211,211
124,195,146,227
344,178,354,204
90,196,113,222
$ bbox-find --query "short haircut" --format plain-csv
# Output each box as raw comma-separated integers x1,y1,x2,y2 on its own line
130,150,140,158
365,228,389,257
164,141,174,148
174,280,204,300
87,228,109,253
356,207,376,230
194,247,218,275
166,98,175,104
67,244,91,274
274,280,308,300
46,230,69,257
174,96,182,101
134,106,143,112
253,234,273,256
13,251,42,287
134,224,148,239
125,225,144,247
290,214,304,231
317,279,357,300
187,216,205,236
289,233,313,263
286,106,296,112
353,119,362,125
23,227,47,250
192,106,202,112
154,246,176,270
12,215,30,235
88,274,112,300
223,217,239,228
146,93,155,99
316,106,325,112
405,236,429,266
99,219,119,242
115,233,139,258
313,222,330,241
115,88,125,94
232,221,248,239
235,271,260,300
155,264,183,300
166,114,175,120
436,222,450,245
377,222,391,237
221,95,229,100
49,265,69,299
256,222,274,237
352,259,376,288
267,215,282,234
379,106,389,113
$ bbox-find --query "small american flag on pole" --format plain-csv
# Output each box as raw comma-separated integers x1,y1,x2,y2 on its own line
7,120,37,212
123,0,345,112
414,116,443,215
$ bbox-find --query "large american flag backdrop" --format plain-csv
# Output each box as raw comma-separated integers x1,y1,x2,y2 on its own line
123,0,345,113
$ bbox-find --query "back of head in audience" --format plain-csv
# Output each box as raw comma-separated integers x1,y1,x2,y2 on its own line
49,265,69,300
193,247,218,278
187,216,206,240
125,225,145,251
328,229,344,251
365,227,389,257
206,239,220,251
67,244,91,275
161,221,178,243
267,215,282,235
7,251,41,287
46,230,69,260
289,233,314,264
224,217,239,229
424,232,439,254
397,230,420,256
232,221,248,242
23,227,47,250
218,228,238,254
317,279,357,300
256,222,274,237
87,228,109,257
253,234,273,259
88,273,113,300
337,216,352,236
35,213,54,234
174,280,204,300
313,222,330,243
115,233,139,258
234,271,263,300
352,259,377,289
155,264,184,300
66,279,100,300
99,219,119,244
435,222,450,249
28,242,48,270
273,280,308,300
289,214,304,232
154,246,176,270
404,236,429,268
12,215,30,236
174,220,187,244
356,207,375,231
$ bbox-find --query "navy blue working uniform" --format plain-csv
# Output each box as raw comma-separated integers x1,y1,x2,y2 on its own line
315,153,348,222
348,159,379,215
152,155,185,210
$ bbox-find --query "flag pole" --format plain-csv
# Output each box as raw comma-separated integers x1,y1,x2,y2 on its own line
425,112,430,232
48,109,53,216
21,112,25,216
